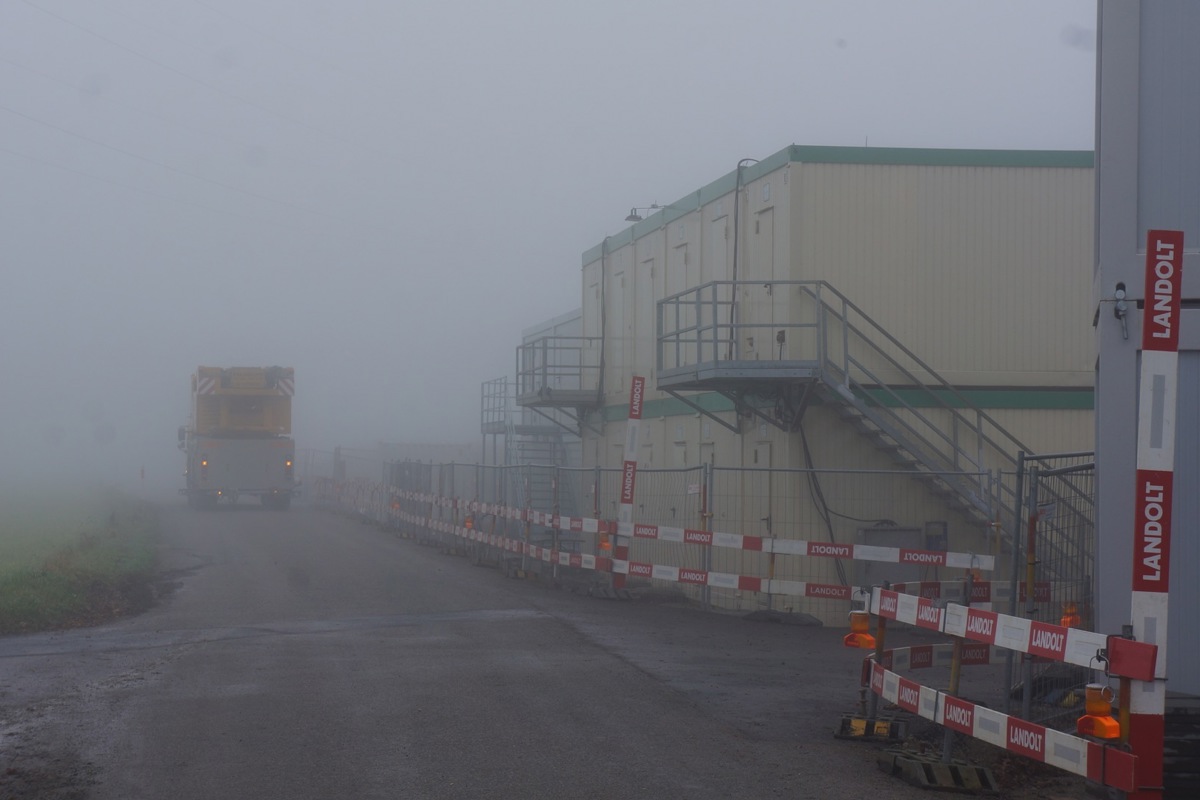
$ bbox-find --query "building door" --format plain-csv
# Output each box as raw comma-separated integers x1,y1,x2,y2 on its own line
739,206,777,361
636,259,655,378
611,270,626,390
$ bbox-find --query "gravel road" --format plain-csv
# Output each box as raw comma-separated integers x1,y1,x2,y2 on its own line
0,502,1090,799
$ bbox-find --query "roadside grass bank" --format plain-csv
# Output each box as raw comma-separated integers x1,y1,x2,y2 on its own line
0,489,160,635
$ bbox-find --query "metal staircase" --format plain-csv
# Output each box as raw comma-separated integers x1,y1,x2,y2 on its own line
657,280,1090,568
480,376,580,516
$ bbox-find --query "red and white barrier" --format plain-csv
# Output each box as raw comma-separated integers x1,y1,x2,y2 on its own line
868,661,1137,792
890,580,1050,606
1127,230,1183,799
632,523,993,571
614,376,647,589
392,489,995,575
869,587,1154,671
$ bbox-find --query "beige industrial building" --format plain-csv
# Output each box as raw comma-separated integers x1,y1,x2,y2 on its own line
511,144,1095,623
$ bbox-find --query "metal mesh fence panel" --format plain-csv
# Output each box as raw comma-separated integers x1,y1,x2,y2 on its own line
705,467,998,618
1004,452,1096,729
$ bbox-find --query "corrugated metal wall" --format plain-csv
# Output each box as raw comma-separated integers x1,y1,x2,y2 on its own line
794,163,1094,388
1137,3,1200,243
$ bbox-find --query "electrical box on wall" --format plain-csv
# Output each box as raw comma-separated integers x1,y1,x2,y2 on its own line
853,527,926,588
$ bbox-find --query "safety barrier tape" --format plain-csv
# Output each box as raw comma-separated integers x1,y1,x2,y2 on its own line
890,580,1052,605
867,661,1137,792
631,523,994,571
387,489,995,573
873,586,1098,667
392,507,853,600
861,642,1008,683
870,587,1156,680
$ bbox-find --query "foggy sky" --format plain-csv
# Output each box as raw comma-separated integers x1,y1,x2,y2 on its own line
0,0,1097,493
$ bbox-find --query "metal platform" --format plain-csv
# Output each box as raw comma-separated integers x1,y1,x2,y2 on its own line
656,359,821,391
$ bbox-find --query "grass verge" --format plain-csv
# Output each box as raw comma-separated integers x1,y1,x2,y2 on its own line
0,489,160,635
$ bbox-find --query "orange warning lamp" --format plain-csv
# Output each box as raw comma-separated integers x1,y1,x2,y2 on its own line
1076,683,1120,740
463,515,474,530
843,610,876,649
598,531,611,552
1060,601,1082,628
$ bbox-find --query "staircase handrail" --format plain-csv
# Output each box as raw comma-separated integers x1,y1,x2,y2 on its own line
656,280,1090,546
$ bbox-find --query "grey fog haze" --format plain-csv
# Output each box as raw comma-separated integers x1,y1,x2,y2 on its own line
0,0,1097,494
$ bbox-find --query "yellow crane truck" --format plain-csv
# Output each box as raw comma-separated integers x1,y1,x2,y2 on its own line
178,366,296,510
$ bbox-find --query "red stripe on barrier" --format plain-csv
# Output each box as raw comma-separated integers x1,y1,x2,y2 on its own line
961,642,993,666
969,582,992,603
943,695,975,735
1133,469,1172,592
1028,621,1069,660
808,542,852,558
896,677,921,713
1142,229,1183,352
964,608,999,644
628,376,646,419
877,589,899,618
628,561,653,578
804,584,849,600
870,662,885,695
914,598,941,631
1103,745,1138,794
899,548,946,567
1006,717,1048,763
620,460,638,504
909,645,934,669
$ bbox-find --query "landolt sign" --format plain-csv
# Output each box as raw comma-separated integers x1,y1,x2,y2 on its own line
1134,229,1183,593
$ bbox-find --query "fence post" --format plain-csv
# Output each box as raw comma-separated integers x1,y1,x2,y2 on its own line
1021,466,1041,722
702,461,713,610
552,466,560,582
522,465,531,573
1005,451,1027,715
593,465,603,560
942,572,973,763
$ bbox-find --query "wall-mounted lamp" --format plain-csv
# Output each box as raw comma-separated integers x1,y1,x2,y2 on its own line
1114,281,1129,340
625,203,682,222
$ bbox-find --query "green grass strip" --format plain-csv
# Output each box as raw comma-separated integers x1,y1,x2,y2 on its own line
0,490,160,635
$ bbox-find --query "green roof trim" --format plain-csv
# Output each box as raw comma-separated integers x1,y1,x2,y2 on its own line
781,144,1094,169
583,144,1094,264
601,387,1093,421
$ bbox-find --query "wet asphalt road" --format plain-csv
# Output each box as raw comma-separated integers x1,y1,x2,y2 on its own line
0,501,962,799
